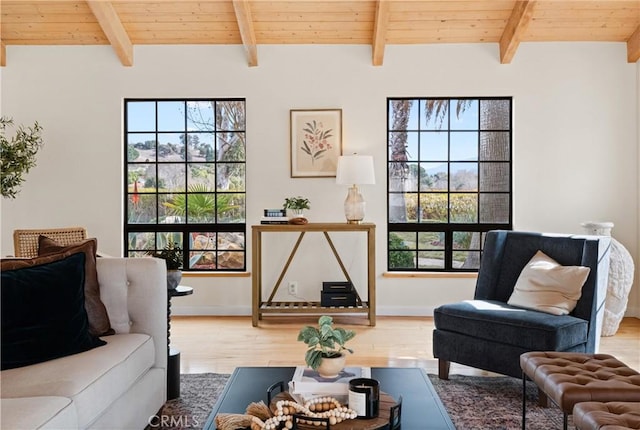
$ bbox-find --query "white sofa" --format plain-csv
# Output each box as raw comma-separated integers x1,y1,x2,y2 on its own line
1,257,168,429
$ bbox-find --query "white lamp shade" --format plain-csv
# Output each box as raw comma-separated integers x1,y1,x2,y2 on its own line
336,155,375,185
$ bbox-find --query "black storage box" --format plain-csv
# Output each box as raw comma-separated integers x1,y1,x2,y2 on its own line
322,281,353,293
321,291,357,307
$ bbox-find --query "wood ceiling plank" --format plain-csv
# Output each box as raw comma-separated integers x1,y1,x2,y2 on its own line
2,22,108,43
253,1,374,14
253,11,374,22
533,1,637,11
390,10,513,21
388,27,503,43
1,12,99,24
87,1,133,66
126,22,240,32
627,24,640,62
373,0,390,66
232,0,258,67
531,18,639,27
129,31,241,44
388,19,509,30
390,35,500,44
499,0,536,64
117,13,238,23
253,21,372,32
534,8,639,20
2,1,92,15
526,27,637,42
113,2,235,15
256,30,371,44
2,22,104,33
390,1,515,13
3,34,109,44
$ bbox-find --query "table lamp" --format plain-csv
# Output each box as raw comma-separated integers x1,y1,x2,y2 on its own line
336,154,375,224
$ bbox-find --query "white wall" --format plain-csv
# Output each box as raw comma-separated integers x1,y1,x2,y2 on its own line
1,42,638,317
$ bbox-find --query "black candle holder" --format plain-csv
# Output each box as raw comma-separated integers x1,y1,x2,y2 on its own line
348,377,380,419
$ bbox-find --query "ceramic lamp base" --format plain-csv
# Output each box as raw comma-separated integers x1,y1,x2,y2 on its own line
344,185,366,224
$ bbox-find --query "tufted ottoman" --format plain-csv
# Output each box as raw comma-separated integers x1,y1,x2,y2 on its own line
573,402,640,429
520,352,640,430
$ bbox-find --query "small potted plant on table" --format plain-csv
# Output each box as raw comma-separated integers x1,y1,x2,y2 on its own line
297,315,356,378
283,196,310,224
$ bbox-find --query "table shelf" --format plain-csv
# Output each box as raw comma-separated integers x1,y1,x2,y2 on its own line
252,223,376,326
259,300,370,313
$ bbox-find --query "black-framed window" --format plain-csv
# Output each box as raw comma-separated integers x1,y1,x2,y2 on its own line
124,98,246,271
387,97,512,272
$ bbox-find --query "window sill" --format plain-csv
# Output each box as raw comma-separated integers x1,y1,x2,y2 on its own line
182,272,251,278
382,272,477,279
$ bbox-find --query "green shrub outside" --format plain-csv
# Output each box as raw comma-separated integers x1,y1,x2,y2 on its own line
389,233,415,269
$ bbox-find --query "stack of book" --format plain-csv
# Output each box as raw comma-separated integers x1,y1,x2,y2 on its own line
288,366,371,403
260,209,288,224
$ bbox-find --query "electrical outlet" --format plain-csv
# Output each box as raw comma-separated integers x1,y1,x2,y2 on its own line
288,281,298,295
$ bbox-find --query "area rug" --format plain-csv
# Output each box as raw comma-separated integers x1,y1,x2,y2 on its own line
427,374,574,430
152,372,574,430
149,373,230,430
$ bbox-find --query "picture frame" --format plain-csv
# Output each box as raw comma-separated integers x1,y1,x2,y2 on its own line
290,109,342,178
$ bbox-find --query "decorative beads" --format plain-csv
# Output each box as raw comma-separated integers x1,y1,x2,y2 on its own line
254,396,357,430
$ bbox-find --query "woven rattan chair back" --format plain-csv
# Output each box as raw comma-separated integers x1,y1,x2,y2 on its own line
13,227,87,258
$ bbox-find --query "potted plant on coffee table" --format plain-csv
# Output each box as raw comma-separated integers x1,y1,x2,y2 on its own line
297,315,356,378
151,242,183,290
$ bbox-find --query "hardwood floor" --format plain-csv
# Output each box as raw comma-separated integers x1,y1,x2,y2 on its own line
170,315,640,376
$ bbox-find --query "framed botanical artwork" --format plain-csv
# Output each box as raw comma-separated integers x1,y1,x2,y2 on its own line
290,109,342,178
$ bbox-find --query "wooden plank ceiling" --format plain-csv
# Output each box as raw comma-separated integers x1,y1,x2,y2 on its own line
1,0,639,68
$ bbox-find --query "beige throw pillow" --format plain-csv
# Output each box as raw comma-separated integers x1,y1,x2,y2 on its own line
507,250,590,315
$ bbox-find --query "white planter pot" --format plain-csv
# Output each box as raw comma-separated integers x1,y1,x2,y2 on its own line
167,270,182,290
317,354,346,378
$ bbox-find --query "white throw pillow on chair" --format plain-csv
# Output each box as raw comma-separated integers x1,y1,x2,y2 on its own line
507,250,590,315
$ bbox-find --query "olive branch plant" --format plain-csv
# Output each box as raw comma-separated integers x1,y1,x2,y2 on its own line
0,117,44,199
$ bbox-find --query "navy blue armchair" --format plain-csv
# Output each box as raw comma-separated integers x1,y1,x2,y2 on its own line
433,230,610,379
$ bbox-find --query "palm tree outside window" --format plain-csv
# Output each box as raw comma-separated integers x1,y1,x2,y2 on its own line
387,97,512,272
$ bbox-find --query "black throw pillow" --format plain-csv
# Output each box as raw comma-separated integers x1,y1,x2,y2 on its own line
1,252,106,370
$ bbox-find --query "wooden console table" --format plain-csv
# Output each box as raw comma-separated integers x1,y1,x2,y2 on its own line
252,223,376,327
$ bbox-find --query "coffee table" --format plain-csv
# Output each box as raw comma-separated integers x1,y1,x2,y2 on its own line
203,367,454,430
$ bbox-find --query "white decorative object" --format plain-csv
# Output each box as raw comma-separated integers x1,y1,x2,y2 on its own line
581,222,635,336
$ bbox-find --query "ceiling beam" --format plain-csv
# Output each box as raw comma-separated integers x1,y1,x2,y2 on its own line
86,1,133,67
499,0,536,64
628,25,640,63
232,0,258,67
372,0,390,66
